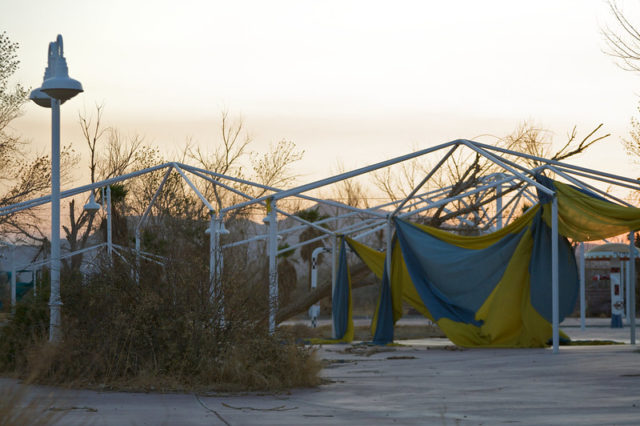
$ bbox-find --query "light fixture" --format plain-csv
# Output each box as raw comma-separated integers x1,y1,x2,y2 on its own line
205,222,230,235
219,222,230,235
39,35,83,102
83,191,101,213
30,34,83,342
29,87,52,108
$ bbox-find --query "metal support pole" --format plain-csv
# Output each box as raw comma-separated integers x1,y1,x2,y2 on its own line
331,234,338,338
385,217,393,277
106,186,112,259
10,248,16,311
385,216,394,339
134,229,141,284
627,259,632,323
209,213,216,299
551,196,559,353
629,231,636,345
210,214,225,322
495,182,503,230
579,242,586,330
391,144,458,216
49,98,62,342
267,200,278,334
310,246,329,328
215,216,224,298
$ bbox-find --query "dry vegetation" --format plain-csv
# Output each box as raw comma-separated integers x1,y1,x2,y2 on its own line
0,220,322,393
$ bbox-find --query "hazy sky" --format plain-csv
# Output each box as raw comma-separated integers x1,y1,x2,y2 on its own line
3,0,640,185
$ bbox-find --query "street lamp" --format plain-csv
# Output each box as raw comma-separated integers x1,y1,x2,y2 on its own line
30,35,83,342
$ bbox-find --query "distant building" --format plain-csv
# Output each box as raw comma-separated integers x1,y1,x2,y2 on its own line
584,243,638,318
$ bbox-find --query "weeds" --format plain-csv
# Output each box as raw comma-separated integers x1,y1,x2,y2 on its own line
0,223,322,392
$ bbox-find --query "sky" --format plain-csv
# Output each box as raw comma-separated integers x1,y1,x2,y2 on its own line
3,0,640,187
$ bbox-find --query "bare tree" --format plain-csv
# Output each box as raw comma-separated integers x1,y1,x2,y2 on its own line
600,2,640,183
371,122,608,216
328,161,371,209
61,105,157,274
0,32,78,241
0,30,41,217
186,111,303,220
624,103,640,164
602,1,640,74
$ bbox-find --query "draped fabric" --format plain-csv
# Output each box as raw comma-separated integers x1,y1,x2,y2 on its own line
306,238,354,344
540,179,640,241
343,177,640,347
332,237,354,342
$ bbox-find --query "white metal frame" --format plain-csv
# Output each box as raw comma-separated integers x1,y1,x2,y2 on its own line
2,139,640,352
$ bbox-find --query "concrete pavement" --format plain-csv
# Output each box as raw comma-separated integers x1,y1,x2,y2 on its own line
2,319,640,425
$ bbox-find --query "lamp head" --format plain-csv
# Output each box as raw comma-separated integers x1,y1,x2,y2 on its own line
35,35,83,104
205,222,231,235
29,87,53,108
219,222,230,235
83,192,101,213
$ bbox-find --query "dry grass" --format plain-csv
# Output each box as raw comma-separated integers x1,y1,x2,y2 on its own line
0,225,322,393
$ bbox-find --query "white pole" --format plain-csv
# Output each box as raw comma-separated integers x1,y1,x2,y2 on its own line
10,248,16,311
106,186,112,259
210,213,225,322
496,182,503,230
580,242,586,330
215,217,224,295
386,217,393,277
223,141,460,214
391,144,458,216
49,98,62,342
627,259,632,323
209,214,216,299
385,216,394,337
621,260,626,321
215,216,225,324
629,231,636,345
310,247,328,329
134,229,141,284
267,200,278,334
331,234,338,339
210,213,226,324
551,196,559,354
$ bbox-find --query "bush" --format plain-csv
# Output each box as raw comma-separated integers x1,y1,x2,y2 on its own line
0,277,49,374
0,236,321,392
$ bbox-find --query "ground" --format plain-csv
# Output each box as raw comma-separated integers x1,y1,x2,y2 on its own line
2,318,639,425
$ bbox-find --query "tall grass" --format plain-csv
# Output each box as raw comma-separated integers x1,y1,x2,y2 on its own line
0,222,321,392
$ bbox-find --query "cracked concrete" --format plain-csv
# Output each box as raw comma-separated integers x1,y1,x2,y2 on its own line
2,319,639,425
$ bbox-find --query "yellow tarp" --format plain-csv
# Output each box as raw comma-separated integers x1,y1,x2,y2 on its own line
542,181,640,241
344,178,640,347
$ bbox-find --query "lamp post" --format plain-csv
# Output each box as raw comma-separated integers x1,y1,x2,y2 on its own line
29,35,83,342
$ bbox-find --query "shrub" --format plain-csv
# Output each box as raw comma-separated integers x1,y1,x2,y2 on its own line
0,233,321,392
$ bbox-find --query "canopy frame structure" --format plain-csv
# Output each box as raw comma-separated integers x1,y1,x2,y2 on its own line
218,139,640,352
2,139,639,353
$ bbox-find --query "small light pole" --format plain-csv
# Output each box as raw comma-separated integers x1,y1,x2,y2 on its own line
29,35,83,342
